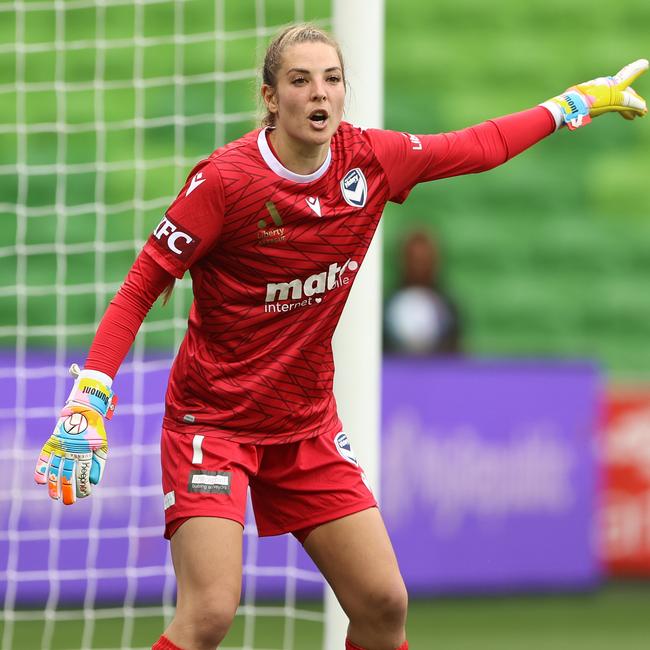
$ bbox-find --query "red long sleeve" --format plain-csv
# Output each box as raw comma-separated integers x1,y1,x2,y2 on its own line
487,106,557,160
84,250,174,378
366,106,557,203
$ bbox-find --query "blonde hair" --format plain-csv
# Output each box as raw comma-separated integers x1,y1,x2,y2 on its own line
261,24,345,127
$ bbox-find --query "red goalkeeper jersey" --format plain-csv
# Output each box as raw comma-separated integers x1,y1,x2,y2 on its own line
90,109,555,444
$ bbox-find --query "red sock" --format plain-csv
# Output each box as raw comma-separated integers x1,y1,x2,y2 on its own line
345,640,409,650
152,635,184,650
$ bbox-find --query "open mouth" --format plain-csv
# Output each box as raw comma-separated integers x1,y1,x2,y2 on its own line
308,109,329,125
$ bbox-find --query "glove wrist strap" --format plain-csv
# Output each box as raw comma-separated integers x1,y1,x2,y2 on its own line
545,90,592,130
77,368,113,388
68,378,118,420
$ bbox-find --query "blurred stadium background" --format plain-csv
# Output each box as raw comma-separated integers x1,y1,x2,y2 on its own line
2,0,650,648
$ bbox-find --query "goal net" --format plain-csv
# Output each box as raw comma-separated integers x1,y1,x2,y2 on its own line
0,1,381,648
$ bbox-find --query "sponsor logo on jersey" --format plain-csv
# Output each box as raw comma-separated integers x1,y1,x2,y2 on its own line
185,171,206,196
404,132,422,151
334,432,359,466
264,259,359,313
306,196,322,217
187,470,232,495
152,214,201,261
340,168,367,208
257,201,287,245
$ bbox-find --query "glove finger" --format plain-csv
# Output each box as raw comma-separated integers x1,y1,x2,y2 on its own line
73,453,94,498
622,87,647,113
61,457,77,505
34,450,52,485
90,447,108,485
47,454,63,500
612,59,649,89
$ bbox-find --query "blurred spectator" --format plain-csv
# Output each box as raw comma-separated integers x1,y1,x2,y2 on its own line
384,229,462,355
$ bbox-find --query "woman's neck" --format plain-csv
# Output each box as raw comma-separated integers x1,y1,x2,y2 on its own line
268,129,330,176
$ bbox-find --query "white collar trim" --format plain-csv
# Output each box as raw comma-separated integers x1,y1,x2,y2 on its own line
257,128,331,184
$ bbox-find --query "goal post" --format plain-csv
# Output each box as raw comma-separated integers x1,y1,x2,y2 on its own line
329,1,385,648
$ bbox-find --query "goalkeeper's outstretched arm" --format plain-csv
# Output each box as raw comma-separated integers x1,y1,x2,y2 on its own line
367,59,648,202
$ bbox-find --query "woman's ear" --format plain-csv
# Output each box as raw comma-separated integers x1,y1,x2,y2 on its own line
261,84,278,115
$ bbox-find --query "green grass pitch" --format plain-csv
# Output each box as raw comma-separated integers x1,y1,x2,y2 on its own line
3,582,650,649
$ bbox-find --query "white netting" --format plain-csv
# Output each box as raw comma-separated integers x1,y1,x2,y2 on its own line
0,1,333,648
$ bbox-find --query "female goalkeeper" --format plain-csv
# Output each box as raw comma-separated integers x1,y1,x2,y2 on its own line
34,23,647,650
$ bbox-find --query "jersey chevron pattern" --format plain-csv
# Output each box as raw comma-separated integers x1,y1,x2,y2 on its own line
145,123,389,444
142,114,552,443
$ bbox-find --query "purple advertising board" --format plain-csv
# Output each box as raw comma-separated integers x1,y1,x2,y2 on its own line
0,351,324,607
0,353,601,606
381,358,602,594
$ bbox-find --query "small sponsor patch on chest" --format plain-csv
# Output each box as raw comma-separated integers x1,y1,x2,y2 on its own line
188,470,232,494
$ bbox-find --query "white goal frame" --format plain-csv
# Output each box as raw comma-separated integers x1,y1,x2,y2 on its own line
330,1,385,647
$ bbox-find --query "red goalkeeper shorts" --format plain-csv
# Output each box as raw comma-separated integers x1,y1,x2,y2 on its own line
160,427,377,543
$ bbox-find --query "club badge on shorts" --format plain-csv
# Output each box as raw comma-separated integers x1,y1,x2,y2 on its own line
340,168,368,208
334,431,359,466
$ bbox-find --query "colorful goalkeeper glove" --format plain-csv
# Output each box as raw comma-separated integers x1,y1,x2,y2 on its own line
542,59,648,130
34,364,117,505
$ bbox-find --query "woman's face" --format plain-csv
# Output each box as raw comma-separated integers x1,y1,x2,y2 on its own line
263,41,345,150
